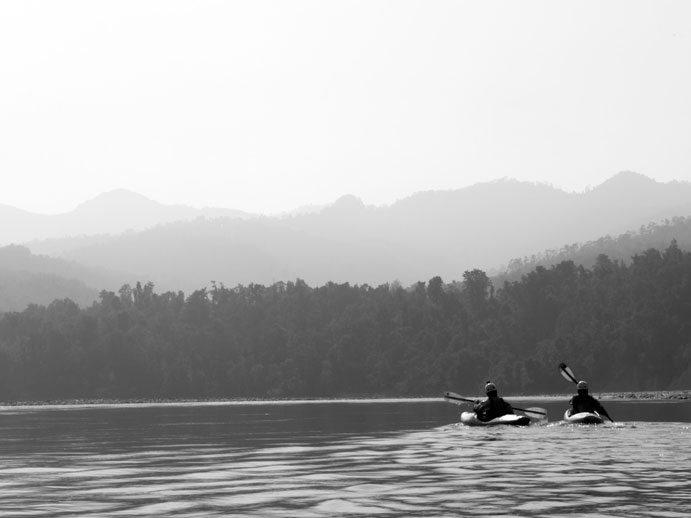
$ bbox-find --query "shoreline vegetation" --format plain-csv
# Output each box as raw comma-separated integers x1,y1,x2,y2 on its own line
2,243,691,401
1,390,689,408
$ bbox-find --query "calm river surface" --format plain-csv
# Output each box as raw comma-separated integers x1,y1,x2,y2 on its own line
1,398,690,517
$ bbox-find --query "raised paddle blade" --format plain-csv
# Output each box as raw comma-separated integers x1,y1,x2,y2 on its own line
559,362,578,384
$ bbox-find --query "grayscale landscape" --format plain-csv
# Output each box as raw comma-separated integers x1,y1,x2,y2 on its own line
1,2,690,517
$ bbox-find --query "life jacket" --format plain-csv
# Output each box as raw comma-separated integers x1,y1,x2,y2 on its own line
475,396,513,422
570,393,602,414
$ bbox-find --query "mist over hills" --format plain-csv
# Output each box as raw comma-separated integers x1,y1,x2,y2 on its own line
0,189,251,245
3,171,691,306
0,245,120,312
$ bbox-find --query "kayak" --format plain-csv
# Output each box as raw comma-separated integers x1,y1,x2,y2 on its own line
563,409,604,424
460,411,531,426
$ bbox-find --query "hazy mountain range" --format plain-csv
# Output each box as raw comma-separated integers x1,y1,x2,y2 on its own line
2,171,691,310
0,189,251,245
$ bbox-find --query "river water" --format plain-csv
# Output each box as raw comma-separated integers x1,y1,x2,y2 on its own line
0,398,689,517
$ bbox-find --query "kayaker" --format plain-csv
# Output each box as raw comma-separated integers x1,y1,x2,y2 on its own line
569,380,610,417
473,381,514,422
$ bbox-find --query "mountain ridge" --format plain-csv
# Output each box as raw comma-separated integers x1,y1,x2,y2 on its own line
1,189,253,245
4,172,691,306
3,172,686,245
22,172,691,290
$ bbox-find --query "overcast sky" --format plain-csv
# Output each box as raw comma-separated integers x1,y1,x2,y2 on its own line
1,1,690,215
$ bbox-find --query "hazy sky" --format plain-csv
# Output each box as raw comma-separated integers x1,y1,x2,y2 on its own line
1,1,690,215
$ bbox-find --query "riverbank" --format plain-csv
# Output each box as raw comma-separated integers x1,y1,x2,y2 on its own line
1,390,690,408
515,391,691,401
602,390,691,400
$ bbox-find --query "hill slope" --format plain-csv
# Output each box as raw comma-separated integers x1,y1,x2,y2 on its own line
0,245,135,312
37,172,691,291
494,216,691,285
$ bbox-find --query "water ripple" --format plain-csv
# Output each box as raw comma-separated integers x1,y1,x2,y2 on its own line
1,405,690,517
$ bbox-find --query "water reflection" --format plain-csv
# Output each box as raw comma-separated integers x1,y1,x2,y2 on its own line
0,401,689,517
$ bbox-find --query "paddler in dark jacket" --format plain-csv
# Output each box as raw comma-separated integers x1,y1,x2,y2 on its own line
569,380,609,417
473,382,514,422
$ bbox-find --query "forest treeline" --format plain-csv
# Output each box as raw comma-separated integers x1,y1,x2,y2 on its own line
0,241,689,401
495,216,691,283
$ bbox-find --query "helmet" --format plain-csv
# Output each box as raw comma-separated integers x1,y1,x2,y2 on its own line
485,382,497,394
577,380,588,390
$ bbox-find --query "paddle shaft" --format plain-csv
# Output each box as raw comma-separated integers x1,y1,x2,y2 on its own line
444,392,547,416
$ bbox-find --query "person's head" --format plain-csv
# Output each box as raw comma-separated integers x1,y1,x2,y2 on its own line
577,380,588,395
485,381,497,397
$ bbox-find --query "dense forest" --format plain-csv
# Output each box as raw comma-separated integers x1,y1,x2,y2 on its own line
0,241,689,401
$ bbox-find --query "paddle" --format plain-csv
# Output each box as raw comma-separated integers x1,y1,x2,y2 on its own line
558,363,614,422
443,391,548,418
559,362,579,384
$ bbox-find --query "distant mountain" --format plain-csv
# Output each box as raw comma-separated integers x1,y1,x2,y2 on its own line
3,171,691,305
0,189,252,246
18,172,691,294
